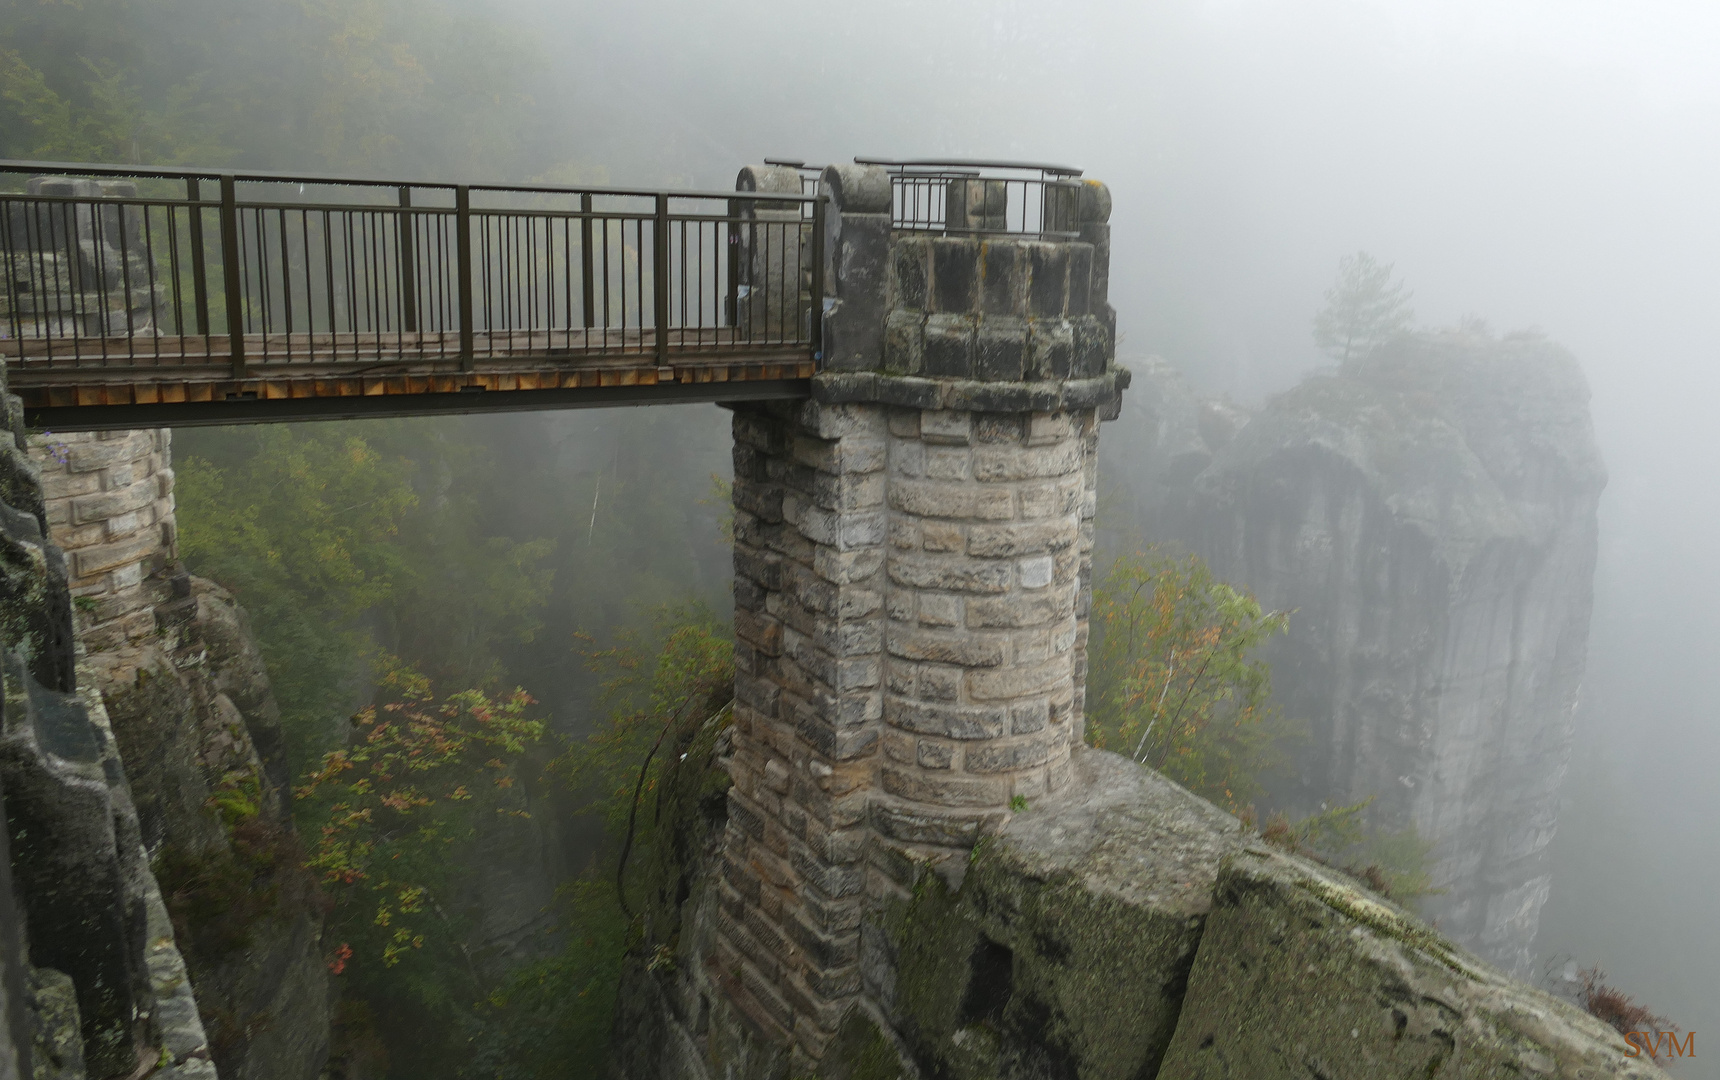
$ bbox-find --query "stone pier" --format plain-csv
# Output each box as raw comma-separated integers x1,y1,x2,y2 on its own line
712,162,1127,1061
30,428,178,652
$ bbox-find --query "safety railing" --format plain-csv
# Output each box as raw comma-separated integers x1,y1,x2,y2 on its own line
0,160,824,378
854,158,1084,240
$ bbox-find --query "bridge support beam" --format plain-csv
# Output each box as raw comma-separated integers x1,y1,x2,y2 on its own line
713,163,1128,1062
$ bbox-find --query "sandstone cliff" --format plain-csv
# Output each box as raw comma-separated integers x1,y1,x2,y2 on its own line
1101,333,1606,975
0,403,215,1075
609,731,1664,1080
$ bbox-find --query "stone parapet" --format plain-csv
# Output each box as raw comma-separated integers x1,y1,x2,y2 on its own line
29,429,177,652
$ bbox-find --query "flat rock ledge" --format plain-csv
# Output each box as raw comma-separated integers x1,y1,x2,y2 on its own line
614,746,1667,1080
839,748,1667,1080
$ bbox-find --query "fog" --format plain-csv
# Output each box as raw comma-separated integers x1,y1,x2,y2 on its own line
481,0,1718,1043
13,0,1711,1057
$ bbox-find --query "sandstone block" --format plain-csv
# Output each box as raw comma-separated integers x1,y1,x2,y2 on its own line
919,409,971,445
963,736,1054,774
1155,844,1667,1080
966,519,1078,557
883,698,1006,740
889,478,1014,520
64,430,151,473
881,766,1008,808
966,590,1070,629
973,414,1026,444
1018,555,1054,588
813,546,884,586
70,479,154,524
919,521,964,552
971,440,1082,482
923,315,976,378
1029,411,1075,445
966,660,1068,702
916,594,960,627
71,532,158,578
890,438,927,478
884,310,925,375
884,626,1005,667
917,665,961,702
924,447,970,481
887,553,1011,594
916,740,953,769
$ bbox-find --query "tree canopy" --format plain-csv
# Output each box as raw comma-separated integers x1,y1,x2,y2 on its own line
1312,250,1415,362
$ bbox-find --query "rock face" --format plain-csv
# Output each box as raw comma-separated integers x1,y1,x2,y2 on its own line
611,744,1663,1080
1102,334,1605,974
86,575,331,1080
0,378,216,1076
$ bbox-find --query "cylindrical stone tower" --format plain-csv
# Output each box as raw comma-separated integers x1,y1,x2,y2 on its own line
714,161,1126,1063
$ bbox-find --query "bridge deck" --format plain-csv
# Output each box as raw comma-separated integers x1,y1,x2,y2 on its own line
3,160,825,429
6,335,813,429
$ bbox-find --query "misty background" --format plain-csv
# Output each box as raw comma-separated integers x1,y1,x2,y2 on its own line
539,0,1720,1042
9,0,1713,1056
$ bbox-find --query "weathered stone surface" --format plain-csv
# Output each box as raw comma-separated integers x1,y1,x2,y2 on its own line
1155,843,1665,1080
868,749,1241,1080
26,967,81,1080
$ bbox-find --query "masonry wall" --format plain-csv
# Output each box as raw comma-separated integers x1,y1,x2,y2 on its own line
32,428,176,653
705,161,1127,1067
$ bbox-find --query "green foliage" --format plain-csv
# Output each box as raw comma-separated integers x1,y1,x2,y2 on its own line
464,603,735,1079
556,602,735,839
298,657,548,969
1312,251,1415,362
176,425,418,775
1087,550,1292,809
1256,798,1442,905
174,421,558,778
154,770,323,966
0,0,547,176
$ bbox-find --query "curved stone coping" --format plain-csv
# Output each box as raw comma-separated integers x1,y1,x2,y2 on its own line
811,365,1131,414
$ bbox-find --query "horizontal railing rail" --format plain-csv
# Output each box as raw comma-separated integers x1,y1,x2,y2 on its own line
853,157,1084,239
1,161,825,381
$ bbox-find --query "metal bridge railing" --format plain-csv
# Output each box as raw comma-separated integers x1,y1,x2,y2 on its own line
853,158,1084,240
0,160,825,379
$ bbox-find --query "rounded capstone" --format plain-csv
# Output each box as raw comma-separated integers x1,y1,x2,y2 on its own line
1079,180,1112,224
822,164,891,213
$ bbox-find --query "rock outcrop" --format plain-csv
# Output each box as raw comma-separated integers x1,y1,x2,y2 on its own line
1100,333,1605,974
611,741,1662,1079
1,380,215,1076
85,575,330,1080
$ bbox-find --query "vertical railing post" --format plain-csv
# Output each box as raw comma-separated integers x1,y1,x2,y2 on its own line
653,192,670,368
187,177,210,336
397,186,418,333
809,195,826,360
725,206,740,331
455,185,474,371
579,193,595,331
219,174,246,378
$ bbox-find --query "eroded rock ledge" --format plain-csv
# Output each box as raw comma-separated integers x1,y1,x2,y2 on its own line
613,746,1665,1080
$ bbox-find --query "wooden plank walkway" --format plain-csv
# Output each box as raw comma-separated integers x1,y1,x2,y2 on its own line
5,331,815,429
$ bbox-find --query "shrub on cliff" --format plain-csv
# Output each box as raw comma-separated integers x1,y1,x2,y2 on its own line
1087,550,1292,809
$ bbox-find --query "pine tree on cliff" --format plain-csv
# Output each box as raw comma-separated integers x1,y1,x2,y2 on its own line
1312,251,1415,361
